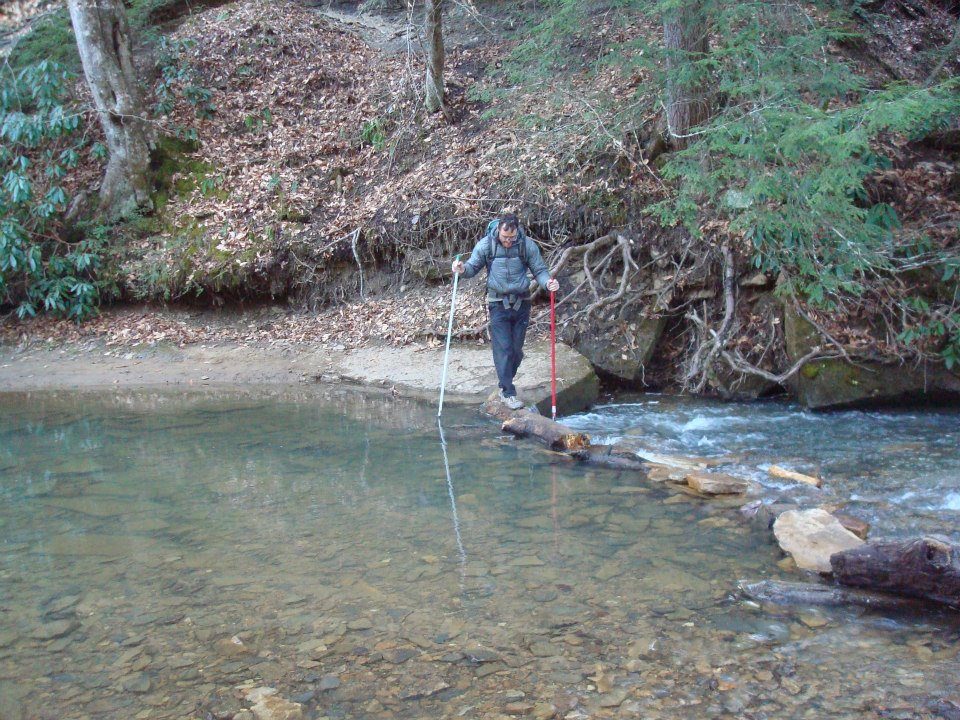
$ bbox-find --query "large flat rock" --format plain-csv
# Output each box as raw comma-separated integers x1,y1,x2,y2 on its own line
773,508,864,573
0,340,598,414
331,340,598,414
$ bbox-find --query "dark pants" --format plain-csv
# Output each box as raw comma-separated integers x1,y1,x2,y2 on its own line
489,300,530,397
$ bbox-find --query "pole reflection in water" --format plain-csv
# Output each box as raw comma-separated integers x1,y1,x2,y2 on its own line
551,466,560,561
438,419,467,589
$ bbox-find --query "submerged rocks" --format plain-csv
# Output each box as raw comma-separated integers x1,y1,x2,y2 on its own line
31,619,80,641
241,687,305,720
773,509,864,573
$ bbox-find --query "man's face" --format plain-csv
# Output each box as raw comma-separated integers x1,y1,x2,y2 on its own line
498,225,518,247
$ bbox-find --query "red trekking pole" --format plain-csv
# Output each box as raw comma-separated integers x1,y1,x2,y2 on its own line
550,289,557,421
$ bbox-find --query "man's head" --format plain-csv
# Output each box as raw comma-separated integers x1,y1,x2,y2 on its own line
498,213,520,247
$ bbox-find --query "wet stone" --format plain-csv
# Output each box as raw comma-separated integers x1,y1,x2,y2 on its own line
532,589,558,603
318,675,341,691
512,556,546,567
32,619,80,640
290,689,315,704
476,663,506,678
529,641,559,658
598,688,629,708
177,668,201,682
383,647,419,664
798,611,829,629
505,701,534,714
120,672,152,694
346,618,373,631
465,648,500,664
42,594,82,617
532,703,557,720
398,678,449,700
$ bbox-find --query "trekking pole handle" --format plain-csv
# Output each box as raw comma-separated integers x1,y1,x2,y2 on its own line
438,254,461,418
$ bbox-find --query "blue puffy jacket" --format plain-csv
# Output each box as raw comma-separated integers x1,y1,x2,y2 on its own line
460,221,551,305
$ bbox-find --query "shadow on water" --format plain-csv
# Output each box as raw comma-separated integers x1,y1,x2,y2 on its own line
0,387,958,719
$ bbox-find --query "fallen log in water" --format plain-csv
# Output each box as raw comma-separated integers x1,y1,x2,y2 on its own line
570,444,649,470
502,413,590,452
830,536,960,608
767,465,822,488
739,579,929,612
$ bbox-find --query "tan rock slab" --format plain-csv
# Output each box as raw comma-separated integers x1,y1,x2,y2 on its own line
773,509,864,573
333,340,598,414
834,513,870,540
251,695,304,720
685,472,752,495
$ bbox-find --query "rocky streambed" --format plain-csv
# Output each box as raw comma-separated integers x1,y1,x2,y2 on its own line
1,388,959,720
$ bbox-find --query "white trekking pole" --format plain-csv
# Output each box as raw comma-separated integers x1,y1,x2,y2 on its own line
438,254,461,418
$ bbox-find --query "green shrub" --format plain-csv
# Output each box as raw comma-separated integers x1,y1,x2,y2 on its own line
7,10,79,74
505,0,960,365
360,118,387,151
0,61,108,320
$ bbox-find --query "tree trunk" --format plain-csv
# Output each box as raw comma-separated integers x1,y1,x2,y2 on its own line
68,0,152,217
663,0,711,150
424,0,445,113
831,536,960,608
739,579,930,612
502,414,590,452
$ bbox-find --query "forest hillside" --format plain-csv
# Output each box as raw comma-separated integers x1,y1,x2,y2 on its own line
1,0,959,406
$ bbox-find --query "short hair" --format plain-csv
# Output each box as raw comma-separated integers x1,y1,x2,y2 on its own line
499,213,520,232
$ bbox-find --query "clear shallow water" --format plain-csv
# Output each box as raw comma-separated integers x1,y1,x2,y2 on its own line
565,395,960,542
0,389,957,720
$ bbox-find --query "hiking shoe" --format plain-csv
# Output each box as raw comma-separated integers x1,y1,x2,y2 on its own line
502,393,524,410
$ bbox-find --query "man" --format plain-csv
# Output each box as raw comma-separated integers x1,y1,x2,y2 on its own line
452,213,560,410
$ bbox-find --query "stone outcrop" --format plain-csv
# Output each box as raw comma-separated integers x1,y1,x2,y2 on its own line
333,340,598,414
773,508,864,573
566,316,665,385
784,305,960,409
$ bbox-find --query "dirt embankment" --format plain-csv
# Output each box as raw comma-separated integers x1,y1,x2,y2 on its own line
3,0,959,405
0,298,599,415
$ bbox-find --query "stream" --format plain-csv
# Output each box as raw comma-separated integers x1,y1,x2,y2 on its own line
0,388,958,720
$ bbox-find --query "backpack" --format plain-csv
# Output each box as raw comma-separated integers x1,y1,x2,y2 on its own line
485,219,527,273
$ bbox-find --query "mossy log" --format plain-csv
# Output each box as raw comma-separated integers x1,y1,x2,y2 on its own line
830,536,960,608
501,414,590,452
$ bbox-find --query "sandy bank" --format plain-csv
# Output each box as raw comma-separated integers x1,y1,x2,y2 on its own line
0,339,599,414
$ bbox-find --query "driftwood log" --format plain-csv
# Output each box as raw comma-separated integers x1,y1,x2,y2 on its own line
830,536,960,608
739,579,929,612
767,465,822,488
570,444,649,470
502,413,590,452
